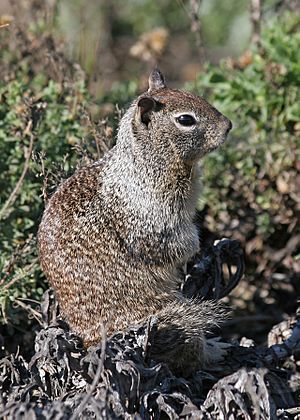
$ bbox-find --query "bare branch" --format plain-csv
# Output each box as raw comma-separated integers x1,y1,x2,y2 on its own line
13,299,43,324
264,318,300,363
177,0,205,61
2,260,37,291
70,322,107,420
251,0,262,46
0,124,35,221
188,0,205,60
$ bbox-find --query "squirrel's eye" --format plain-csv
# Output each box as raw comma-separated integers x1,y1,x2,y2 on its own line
176,114,196,127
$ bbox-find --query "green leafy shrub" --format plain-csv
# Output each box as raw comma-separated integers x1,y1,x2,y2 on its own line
0,26,90,331
190,12,300,283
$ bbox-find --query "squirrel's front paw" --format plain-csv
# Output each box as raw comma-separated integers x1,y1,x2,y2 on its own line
206,336,232,364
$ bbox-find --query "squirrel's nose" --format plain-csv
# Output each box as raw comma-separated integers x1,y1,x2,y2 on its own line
222,116,232,135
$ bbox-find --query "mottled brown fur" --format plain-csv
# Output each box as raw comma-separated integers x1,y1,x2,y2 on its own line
38,69,232,375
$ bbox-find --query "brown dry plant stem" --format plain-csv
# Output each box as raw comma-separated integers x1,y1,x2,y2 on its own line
251,0,262,46
188,0,205,61
70,322,107,420
0,123,34,221
0,252,19,287
2,260,37,292
13,298,42,324
264,317,300,363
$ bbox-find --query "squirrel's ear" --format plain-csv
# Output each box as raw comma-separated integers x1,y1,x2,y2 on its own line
148,68,166,92
137,96,156,126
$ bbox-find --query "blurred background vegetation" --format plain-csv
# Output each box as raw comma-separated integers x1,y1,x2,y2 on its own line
0,0,299,352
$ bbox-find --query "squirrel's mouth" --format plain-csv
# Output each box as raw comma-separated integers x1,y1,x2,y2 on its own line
202,123,232,155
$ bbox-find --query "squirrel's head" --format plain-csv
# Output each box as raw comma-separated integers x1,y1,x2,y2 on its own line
129,69,232,165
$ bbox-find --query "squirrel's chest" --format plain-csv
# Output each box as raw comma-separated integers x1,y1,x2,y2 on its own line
105,180,200,266
123,211,199,266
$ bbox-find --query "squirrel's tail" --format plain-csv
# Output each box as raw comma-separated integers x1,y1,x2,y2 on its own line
148,298,229,375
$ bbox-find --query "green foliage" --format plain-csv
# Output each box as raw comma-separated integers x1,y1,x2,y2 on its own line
189,12,300,273
0,32,90,327
102,80,138,109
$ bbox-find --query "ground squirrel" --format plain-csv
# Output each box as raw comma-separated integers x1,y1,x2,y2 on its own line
38,69,232,374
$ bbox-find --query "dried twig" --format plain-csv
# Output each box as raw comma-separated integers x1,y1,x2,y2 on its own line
2,261,37,291
90,118,110,159
250,0,262,46
0,252,20,287
13,299,42,324
0,236,36,289
264,317,300,363
278,406,300,416
70,322,107,420
188,0,205,60
0,125,34,221
32,151,50,204
176,0,206,61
